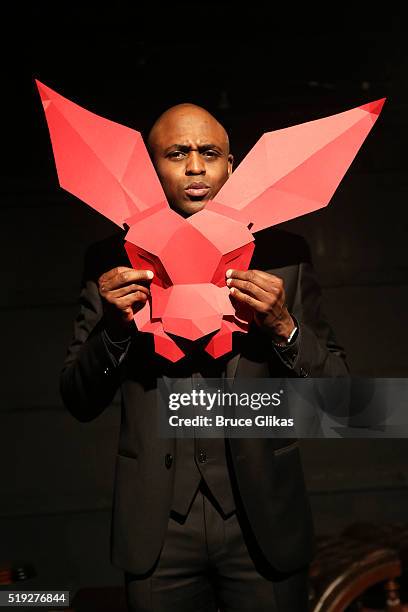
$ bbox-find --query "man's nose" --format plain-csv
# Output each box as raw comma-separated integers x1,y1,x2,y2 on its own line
185,151,205,175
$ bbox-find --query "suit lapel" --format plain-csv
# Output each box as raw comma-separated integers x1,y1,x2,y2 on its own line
225,350,241,381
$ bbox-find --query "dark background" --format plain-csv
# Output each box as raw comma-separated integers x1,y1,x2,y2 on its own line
1,2,407,596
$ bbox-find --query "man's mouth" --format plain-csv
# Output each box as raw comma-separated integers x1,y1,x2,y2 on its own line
184,182,211,199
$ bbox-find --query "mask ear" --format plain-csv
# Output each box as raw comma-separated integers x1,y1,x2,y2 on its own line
207,99,385,233
35,80,169,228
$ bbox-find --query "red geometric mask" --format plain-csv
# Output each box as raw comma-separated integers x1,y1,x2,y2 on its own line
36,81,384,361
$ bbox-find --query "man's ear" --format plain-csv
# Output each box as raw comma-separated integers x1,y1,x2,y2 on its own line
227,153,234,176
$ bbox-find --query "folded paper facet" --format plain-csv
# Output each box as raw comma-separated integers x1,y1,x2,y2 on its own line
36,79,385,361
208,98,385,232
35,80,168,227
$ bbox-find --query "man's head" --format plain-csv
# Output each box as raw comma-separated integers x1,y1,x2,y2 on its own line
147,103,233,217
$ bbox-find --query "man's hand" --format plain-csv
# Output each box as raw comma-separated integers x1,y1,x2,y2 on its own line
226,268,295,343
98,267,154,340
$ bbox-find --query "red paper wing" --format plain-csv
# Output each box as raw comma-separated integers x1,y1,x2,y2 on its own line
208,99,385,233
35,80,168,227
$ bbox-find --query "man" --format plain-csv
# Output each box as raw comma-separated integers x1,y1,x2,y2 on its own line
61,103,348,611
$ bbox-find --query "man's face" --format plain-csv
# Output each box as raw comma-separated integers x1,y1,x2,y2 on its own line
148,106,233,217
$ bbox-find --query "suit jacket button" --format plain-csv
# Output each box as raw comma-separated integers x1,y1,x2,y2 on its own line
198,450,207,464
165,453,173,469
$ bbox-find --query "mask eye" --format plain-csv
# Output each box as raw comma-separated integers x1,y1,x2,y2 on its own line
138,253,155,266
224,254,241,267
211,243,255,287
125,242,172,289
136,254,157,276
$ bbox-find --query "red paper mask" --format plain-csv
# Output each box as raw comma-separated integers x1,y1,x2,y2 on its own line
36,80,384,362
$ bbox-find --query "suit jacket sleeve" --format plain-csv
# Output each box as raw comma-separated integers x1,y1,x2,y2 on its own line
60,241,135,422
270,255,349,378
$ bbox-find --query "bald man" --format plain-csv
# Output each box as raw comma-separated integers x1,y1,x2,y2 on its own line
147,103,233,217
61,104,347,611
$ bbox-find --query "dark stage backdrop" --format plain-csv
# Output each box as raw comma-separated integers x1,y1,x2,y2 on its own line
1,3,407,594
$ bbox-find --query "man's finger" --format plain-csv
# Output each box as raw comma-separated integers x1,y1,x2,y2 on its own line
229,287,268,314
115,291,149,309
100,268,154,291
100,266,135,282
104,283,151,299
226,278,271,303
226,268,282,292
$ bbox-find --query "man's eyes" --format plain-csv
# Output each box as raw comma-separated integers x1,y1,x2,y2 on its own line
203,150,219,158
167,151,186,159
167,150,220,159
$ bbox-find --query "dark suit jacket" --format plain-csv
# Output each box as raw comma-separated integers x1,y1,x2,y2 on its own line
60,227,348,575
